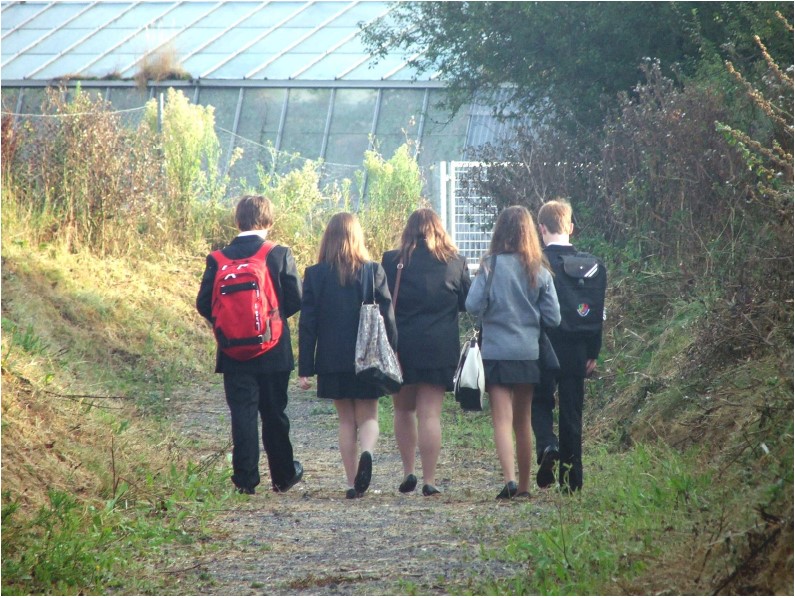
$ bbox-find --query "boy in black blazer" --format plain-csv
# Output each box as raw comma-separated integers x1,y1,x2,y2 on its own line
532,199,605,493
196,195,303,495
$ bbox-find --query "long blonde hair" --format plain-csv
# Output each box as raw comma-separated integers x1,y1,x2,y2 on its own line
487,205,546,287
396,208,459,264
318,212,371,285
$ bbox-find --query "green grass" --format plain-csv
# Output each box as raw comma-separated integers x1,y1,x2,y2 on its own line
461,442,717,595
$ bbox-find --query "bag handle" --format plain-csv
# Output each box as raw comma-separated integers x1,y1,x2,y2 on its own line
392,261,404,312
361,261,376,305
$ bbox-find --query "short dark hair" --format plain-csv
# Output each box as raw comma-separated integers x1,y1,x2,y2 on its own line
235,195,274,231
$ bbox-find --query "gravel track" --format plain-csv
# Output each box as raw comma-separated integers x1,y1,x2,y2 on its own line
170,380,553,595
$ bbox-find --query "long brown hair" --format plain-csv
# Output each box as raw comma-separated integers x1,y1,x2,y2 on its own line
317,212,371,285
396,208,459,264
487,205,546,287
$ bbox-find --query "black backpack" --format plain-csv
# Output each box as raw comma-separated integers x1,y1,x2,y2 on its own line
548,250,607,334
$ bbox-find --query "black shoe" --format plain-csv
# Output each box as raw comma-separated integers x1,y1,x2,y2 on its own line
399,473,418,493
515,491,532,500
496,481,518,500
354,451,372,495
422,484,441,497
235,485,255,495
273,461,303,492
345,488,360,499
536,445,559,489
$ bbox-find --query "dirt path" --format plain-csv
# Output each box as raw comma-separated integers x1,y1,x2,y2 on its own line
170,380,554,595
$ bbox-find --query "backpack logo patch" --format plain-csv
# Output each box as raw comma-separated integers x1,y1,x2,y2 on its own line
577,303,590,317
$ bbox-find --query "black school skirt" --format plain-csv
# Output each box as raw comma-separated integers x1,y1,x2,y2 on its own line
317,372,382,400
400,365,456,392
483,359,540,387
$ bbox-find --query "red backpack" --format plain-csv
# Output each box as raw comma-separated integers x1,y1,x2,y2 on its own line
210,241,282,361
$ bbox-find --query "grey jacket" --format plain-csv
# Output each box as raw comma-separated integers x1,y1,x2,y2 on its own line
465,253,560,360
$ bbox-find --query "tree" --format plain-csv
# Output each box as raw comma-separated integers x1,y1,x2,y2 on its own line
361,1,793,131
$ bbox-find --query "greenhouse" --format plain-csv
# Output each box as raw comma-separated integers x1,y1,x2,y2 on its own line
1,0,518,262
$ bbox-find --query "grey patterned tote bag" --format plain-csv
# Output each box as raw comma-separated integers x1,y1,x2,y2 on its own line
354,262,403,395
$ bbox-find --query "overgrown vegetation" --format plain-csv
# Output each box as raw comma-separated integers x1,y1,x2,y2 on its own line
2,8,792,593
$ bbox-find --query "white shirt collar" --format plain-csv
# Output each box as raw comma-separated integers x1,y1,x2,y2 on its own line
237,230,269,239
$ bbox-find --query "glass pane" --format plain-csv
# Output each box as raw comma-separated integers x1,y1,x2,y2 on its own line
1,29,49,55
106,87,151,127
2,3,46,30
241,2,307,28
196,87,240,133
29,28,93,54
36,55,93,80
1,55,46,81
1,88,20,113
25,3,84,28
17,88,48,115
113,4,179,28
329,2,390,26
202,28,269,53
258,54,318,80
290,28,352,52
280,88,331,159
230,88,287,186
374,88,425,157
284,2,351,27
247,29,301,54
295,53,364,80
325,88,378,165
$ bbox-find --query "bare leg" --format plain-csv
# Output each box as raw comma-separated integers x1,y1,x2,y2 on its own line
354,399,379,455
489,384,516,484
415,383,445,487
334,399,357,487
393,386,418,477
512,383,534,494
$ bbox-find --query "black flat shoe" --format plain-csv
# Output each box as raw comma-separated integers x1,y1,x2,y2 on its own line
345,488,359,499
354,451,372,495
496,481,518,500
399,473,418,493
273,461,303,492
515,491,531,499
536,444,559,489
422,484,441,496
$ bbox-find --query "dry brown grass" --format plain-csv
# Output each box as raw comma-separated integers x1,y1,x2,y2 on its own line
134,44,191,88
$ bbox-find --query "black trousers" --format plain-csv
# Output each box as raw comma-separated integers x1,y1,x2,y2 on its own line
532,370,585,491
223,370,296,490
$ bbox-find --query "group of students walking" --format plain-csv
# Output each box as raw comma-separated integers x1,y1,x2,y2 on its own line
196,195,604,500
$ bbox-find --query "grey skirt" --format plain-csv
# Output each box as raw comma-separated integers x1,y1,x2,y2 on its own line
483,359,540,387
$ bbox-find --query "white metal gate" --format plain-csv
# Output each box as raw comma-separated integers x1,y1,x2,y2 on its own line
439,161,492,273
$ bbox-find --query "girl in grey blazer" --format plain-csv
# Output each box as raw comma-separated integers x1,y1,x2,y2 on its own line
466,206,560,500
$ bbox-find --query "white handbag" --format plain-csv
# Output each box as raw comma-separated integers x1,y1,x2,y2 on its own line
453,333,485,411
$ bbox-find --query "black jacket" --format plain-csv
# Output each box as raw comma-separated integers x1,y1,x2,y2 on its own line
298,261,397,377
196,235,302,374
381,243,471,369
543,244,604,377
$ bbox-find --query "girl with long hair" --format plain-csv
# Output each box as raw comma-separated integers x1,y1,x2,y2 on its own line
382,208,471,496
298,213,397,499
465,205,560,499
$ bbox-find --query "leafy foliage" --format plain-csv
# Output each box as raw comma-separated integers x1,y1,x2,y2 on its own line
362,1,793,130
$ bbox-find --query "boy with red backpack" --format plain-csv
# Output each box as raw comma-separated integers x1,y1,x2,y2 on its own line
196,195,303,495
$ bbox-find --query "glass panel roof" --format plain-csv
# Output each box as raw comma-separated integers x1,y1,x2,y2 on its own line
1,0,434,82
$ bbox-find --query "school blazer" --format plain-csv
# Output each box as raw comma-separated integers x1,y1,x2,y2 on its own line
381,244,471,369
196,235,302,374
298,261,397,377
